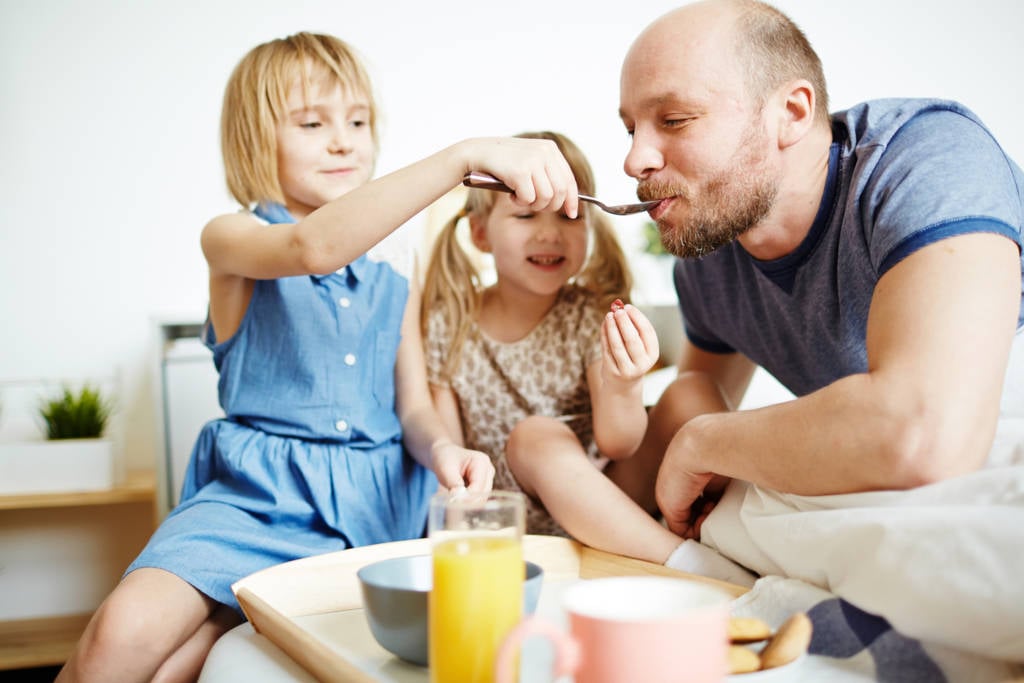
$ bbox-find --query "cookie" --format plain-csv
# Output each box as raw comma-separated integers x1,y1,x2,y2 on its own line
727,645,761,674
728,616,773,644
759,612,812,670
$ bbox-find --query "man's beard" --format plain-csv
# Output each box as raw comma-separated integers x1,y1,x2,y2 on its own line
639,139,778,259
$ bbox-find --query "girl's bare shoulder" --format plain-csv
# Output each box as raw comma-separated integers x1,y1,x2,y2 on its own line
200,210,266,248
203,209,262,232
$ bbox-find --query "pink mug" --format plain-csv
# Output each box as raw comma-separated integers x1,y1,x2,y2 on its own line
495,576,730,683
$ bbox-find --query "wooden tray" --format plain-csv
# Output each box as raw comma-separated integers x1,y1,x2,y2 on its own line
232,535,747,683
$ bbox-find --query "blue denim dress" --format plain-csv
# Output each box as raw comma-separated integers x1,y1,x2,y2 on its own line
127,205,437,611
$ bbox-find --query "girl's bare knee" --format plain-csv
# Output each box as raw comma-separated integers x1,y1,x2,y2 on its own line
72,572,210,680
69,590,155,677
506,416,574,493
663,370,715,401
655,371,729,424
507,416,569,467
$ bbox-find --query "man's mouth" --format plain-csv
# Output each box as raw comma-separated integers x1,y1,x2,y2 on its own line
653,196,679,220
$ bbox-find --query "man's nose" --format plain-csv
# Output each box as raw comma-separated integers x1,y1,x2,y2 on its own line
623,127,663,180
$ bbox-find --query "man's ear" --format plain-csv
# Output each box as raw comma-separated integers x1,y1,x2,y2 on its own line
776,79,816,149
468,214,492,253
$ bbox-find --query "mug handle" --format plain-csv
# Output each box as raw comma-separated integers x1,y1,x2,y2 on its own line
494,616,580,683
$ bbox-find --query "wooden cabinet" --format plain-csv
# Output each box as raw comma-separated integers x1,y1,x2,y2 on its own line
0,470,157,670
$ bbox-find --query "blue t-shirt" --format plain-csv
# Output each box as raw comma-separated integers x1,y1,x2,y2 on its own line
673,98,1024,399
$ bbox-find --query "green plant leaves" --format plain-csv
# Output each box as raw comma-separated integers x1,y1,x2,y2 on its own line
38,385,112,440
641,220,668,256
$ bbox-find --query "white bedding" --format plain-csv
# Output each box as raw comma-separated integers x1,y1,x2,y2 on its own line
700,418,1024,665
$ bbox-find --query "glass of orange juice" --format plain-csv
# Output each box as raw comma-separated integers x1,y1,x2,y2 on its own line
428,490,526,683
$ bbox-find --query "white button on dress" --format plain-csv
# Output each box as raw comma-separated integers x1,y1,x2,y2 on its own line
335,419,348,432
338,297,351,308
344,353,356,366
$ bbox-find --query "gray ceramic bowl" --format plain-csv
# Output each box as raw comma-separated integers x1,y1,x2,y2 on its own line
357,554,544,666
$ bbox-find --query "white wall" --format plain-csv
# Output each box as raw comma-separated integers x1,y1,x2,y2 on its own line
1,0,1022,474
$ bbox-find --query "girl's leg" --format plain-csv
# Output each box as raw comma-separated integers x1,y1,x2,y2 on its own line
151,603,242,683
609,371,731,514
56,567,222,683
506,415,682,564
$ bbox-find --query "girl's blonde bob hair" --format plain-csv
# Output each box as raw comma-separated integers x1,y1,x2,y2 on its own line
220,32,378,208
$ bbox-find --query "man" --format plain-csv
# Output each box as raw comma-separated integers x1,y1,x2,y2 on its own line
621,0,1023,659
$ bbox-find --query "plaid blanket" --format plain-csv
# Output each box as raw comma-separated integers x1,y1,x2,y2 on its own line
733,575,1021,682
668,540,1022,681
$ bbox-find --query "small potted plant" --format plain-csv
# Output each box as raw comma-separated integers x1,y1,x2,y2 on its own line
40,385,112,440
640,219,669,257
0,384,118,495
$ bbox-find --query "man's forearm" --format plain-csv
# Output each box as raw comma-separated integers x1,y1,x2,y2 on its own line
679,372,988,496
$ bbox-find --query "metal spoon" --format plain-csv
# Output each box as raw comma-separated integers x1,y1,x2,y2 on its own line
462,171,660,216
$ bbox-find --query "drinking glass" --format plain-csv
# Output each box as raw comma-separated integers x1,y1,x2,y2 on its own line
428,490,526,683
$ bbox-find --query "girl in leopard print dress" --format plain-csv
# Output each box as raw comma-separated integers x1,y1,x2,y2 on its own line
421,131,722,563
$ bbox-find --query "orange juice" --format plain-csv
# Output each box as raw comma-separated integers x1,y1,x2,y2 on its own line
429,536,523,683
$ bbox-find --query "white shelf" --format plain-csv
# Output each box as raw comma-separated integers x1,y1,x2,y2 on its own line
0,470,157,670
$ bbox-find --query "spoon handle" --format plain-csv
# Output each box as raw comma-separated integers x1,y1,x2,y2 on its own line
462,171,515,193
462,171,598,201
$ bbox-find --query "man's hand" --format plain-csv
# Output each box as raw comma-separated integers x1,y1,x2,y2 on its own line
655,427,730,539
657,468,714,538
431,439,495,492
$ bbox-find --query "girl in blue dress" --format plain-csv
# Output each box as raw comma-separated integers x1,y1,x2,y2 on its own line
58,32,581,683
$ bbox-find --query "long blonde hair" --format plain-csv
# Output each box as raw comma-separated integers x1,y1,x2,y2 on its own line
420,131,633,380
220,32,379,208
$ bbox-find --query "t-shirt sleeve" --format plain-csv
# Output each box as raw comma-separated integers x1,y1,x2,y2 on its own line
424,307,451,388
673,258,736,354
862,108,1023,277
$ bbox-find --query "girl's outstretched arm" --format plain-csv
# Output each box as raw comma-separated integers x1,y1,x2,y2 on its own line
396,282,494,492
200,137,580,282
429,383,466,449
589,303,660,459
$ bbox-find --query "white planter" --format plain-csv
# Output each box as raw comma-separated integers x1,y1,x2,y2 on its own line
0,438,117,495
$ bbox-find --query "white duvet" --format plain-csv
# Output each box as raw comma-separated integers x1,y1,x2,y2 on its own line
701,417,1024,662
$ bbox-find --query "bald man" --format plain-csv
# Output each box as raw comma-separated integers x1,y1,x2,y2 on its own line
619,0,1023,539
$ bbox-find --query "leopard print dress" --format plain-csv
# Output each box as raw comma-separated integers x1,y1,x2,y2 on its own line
425,285,608,536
